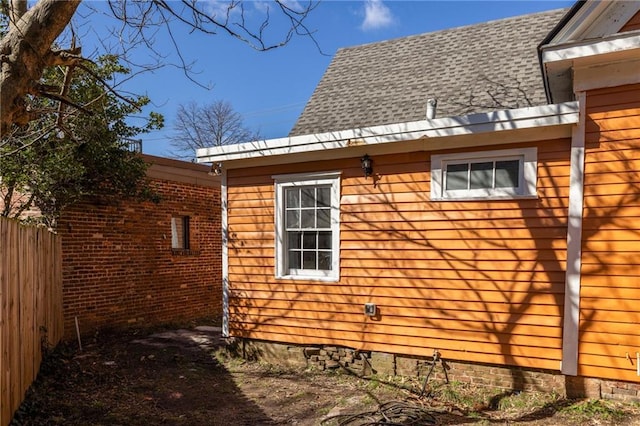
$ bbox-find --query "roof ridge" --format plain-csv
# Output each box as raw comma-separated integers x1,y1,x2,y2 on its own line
336,7,569,54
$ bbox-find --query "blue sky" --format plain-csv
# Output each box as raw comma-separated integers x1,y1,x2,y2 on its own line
78,1,574,158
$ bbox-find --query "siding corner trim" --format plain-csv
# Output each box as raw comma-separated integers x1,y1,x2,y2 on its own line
561,91,586,376
221,169,230,338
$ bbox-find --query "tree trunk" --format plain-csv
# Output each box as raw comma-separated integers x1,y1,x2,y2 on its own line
0,0,81,137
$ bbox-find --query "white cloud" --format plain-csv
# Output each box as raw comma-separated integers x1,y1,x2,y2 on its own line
249,1,266,15
361,0,395,31
202,1,238,19
216,1,305,17
279,0,305,13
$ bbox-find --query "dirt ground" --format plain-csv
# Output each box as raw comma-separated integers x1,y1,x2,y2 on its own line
12,324,640,425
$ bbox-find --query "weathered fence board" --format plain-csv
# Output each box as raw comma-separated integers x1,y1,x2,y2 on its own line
0,218,62,426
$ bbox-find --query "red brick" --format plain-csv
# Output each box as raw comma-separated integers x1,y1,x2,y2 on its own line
58,173,222,339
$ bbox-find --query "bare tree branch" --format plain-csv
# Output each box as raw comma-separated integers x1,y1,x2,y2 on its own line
0,124,57,158
170,100,260,160
37,88,94,116
451,75,535,114
0,0,321,138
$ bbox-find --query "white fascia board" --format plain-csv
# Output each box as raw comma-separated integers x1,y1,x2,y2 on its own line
542,31,640,63
549,1,607,44
196,102,579,164
550,1,640,44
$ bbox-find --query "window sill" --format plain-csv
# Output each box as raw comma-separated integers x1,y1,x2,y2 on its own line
431,194,538,202
276,274,339,282
171,248,201,256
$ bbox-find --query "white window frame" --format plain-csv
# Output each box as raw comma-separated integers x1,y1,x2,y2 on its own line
273,171,341,281
431,147,537,200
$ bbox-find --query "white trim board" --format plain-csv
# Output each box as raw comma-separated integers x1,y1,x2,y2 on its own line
561,91,586,376
542,31,640,63
574,58,640,92
196,102,579,164
549,1,640,45
220,169,230,338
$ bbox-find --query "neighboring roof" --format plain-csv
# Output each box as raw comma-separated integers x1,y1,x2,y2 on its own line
290,8,568,137
142,154,220,187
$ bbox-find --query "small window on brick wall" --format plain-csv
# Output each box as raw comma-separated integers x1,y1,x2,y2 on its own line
171,216,197,254
171,216,190,251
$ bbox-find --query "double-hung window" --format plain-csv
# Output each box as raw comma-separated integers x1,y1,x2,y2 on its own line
274,172,340,280
431,147,537,200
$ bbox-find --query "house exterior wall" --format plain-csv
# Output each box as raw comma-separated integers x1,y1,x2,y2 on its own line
226,138,571,371
579,82,640,382
620,10,640,32
58,159,222,338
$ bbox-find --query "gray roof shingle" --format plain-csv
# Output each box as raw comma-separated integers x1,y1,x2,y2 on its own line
290,8,568,136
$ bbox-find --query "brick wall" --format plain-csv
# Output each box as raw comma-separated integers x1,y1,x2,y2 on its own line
57,155,222,339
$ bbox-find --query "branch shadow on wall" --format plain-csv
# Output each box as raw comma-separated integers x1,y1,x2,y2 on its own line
223,100,640,405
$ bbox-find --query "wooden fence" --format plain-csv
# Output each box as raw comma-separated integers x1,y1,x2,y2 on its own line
0,218,63,426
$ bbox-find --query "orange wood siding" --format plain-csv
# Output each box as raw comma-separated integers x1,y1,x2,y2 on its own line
620,10,640,32
580,83,640,382
226,139,570,370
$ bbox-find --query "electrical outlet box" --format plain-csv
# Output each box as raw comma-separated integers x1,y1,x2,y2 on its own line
364,303,376,317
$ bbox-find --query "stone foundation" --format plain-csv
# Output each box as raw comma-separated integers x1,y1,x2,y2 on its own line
303,346,371,373
224,338,309,369
227,338,640,402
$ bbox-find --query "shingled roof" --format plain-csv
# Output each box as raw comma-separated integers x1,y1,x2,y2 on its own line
290,8,568,137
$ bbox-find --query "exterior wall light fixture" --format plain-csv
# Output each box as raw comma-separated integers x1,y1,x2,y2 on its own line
209,162,223,176
361,154,373,178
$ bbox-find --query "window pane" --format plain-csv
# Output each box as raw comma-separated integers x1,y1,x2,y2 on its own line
470,162,493,189
288,251,301,269
446,163,469,190
301,188,315,207
302,251,316,269
302,232,316,249
301,209,315,228
316,208,331,228
288,232,301,249
317,187,331,207
286,188,299,208
495,160,520,188
171,216,189,249
318,251,332,270
318,231,332,249
286,210,299,229
171,217,180,248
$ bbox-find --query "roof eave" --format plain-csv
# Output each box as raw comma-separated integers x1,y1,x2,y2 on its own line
196,102,579,167
552,1,640,44
540,30,640,103
538,0,640,103
537,1,586,103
